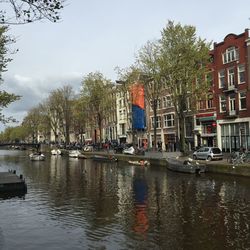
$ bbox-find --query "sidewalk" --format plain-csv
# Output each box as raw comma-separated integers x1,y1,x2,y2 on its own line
144,151,182,159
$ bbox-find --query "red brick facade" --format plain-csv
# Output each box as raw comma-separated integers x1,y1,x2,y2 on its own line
195,29,250,152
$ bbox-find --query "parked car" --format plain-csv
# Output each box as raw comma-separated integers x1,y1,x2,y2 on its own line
193,147,223,161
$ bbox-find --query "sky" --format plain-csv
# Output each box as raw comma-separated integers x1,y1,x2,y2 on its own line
1,0,250,131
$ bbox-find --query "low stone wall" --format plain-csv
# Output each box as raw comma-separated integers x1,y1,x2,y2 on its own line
83,151,250,177
206,162,250,177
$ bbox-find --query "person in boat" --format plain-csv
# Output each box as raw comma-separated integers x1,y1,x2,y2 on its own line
183,158,193,165
139,159,150,166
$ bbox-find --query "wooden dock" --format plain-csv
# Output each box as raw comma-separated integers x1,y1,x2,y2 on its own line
0,171,27,192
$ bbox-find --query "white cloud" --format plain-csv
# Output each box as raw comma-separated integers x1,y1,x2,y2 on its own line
0,72,83,130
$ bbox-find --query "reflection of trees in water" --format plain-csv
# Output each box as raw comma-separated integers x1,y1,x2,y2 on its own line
1,151,250,249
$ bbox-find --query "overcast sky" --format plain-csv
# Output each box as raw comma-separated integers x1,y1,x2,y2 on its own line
1,0,250,130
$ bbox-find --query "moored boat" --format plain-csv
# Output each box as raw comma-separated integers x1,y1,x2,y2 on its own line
92,155,118,162
29,152,45,161
69,150,82,158
166,157,206,174
51,149,62,155
128,160,150,166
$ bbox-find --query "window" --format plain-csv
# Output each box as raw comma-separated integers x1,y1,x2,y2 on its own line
198,100,206,110
229,94,236,111
206,72,213,87
219,95,226,113
150,99,161,110
151,116,161,128
218,70,225,88
222,47,239,64
227,68,235,88
120,124,125,135
238,65,245,84
157,99,161,109
207,93,213,109
239,92,246,110
163,113,175,127
196,118,200,126
162,95,173,108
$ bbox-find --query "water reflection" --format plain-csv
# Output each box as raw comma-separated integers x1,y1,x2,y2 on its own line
0,150,250,249
132,168,149,237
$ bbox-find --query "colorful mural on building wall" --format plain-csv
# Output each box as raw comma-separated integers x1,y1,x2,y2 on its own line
130,83,145,130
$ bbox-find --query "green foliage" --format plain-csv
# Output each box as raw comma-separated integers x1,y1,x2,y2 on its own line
159,20,211,112
0,26,20,124
0,125,29,142
159,20,211,153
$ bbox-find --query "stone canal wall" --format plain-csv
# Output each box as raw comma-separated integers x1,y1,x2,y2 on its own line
82,151,250,177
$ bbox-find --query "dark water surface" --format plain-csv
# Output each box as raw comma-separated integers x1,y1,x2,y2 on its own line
0,150,250,250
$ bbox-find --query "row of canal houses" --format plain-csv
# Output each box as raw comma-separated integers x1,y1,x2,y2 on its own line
84,29,250,153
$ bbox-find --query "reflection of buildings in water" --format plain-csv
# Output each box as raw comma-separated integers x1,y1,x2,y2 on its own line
133,204,149,235
133,178,149,237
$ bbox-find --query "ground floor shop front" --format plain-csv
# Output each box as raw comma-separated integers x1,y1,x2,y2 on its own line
217,119,250,152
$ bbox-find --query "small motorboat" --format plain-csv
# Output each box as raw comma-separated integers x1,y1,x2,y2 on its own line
51,149,62,155
166,157,206,174
29,152,45,161
92,155,118,162
128,160,150,166
68,150,82,158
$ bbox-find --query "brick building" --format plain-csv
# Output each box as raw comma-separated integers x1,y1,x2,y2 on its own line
194,29,250,152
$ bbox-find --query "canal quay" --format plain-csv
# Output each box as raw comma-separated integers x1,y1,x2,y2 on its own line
83,149,250,178
0,149,250,250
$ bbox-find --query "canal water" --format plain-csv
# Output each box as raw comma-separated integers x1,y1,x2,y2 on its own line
0,150,250,250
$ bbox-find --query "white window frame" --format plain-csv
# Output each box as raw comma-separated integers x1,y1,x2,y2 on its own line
219,95,226,113
239,92,247,110
207,93,213,109
151,116,161,129
163,113,175,128
227,67,235,88
238,64,245,84
150,99,161,111
229,95,236,111
222,47,239,64
162,95,173,108
218,70,225,88
157,99,161,110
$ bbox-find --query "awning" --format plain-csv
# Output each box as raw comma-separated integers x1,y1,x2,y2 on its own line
199,116,216,121
201,133,216,137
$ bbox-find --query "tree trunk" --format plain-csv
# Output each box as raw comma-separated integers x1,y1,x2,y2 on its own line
153,99,157,151
98,113,102,149
65,124,70,145
179,115,187,155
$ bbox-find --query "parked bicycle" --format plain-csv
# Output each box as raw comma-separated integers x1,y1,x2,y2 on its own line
227,151,250,165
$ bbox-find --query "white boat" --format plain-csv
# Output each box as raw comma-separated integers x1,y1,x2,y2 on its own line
29,152,45,161
128,160,150,166
51,149,62,155
68,150,82,158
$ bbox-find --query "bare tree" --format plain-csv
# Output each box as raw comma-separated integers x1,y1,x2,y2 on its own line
81,72,114,146
0,0,65,25
136,40,164,151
